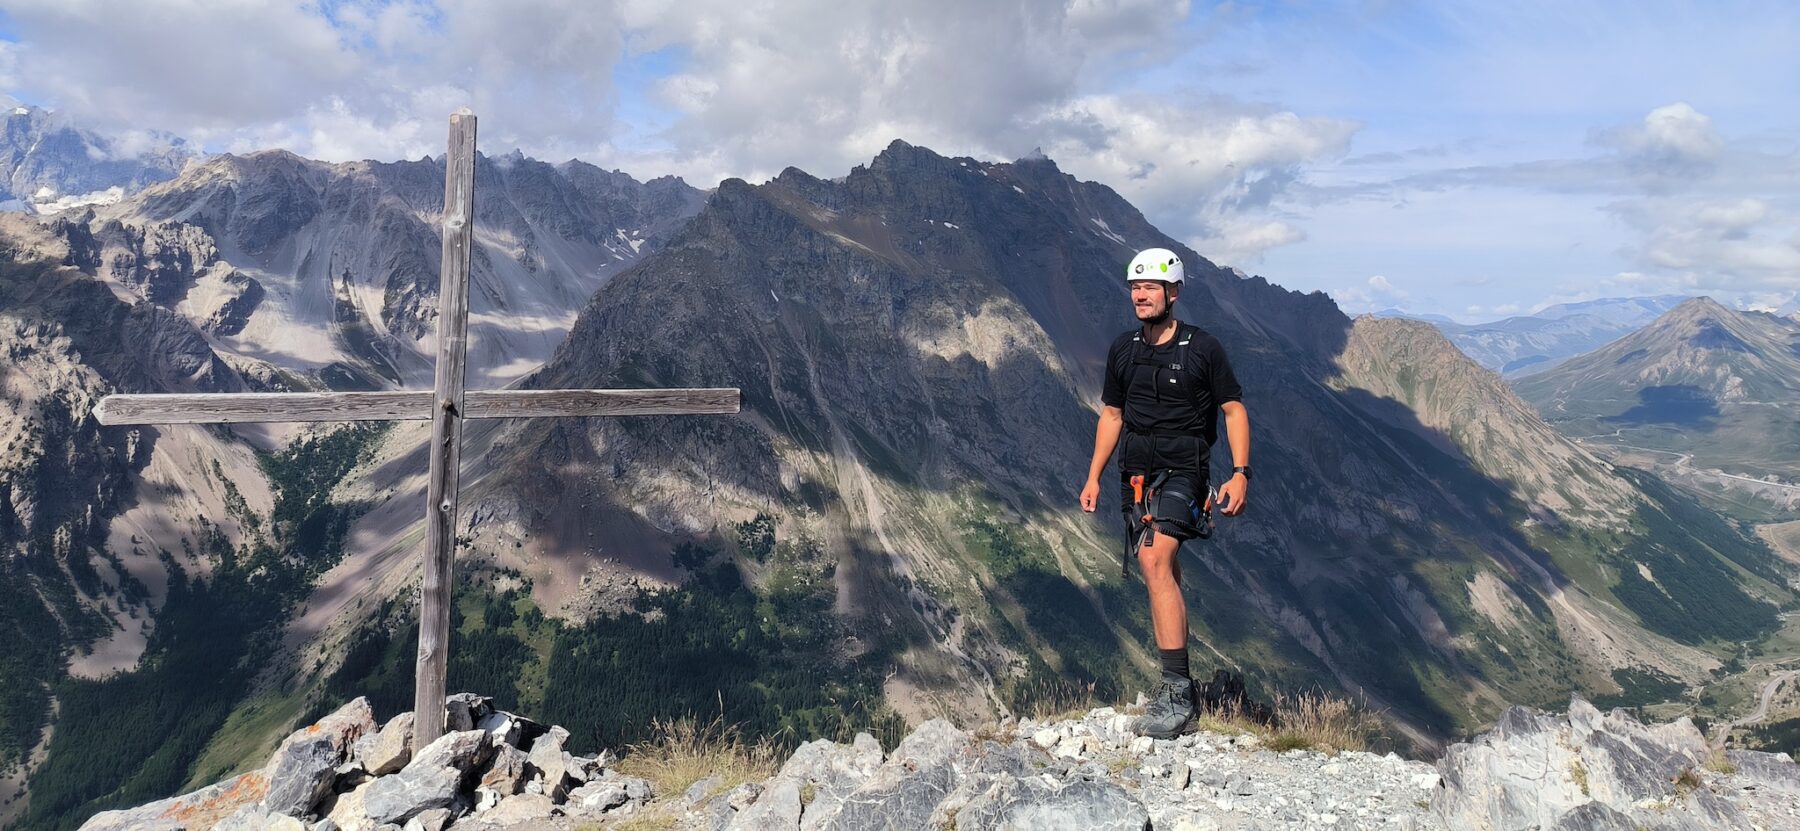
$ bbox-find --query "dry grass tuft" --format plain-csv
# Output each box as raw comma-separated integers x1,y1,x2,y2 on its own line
1704,748,1738,775
1262,689,1388,755
1016,678,1110,722
613,714,783,802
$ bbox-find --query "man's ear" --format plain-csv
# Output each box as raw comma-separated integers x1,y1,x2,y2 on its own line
1167,283,1180,303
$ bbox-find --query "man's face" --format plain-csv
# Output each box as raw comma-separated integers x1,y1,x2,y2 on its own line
1130,280,1177,321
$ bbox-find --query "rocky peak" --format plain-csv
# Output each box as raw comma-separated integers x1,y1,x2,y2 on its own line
79,691,1800,831
73,146,704,387
0,106,194,211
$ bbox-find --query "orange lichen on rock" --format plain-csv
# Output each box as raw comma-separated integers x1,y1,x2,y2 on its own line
156,772,270,827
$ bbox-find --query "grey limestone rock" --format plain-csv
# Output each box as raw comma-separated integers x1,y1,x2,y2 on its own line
480,793,556,825
213,806,308,831
1434,697,1754,831
726,777,803,830
478,743,531,797
1725,749,1800,796
361,729,493,825
526,724,573,799
400,808,452,831
445,693,494,732
262,697,377,816
950,775,1149,831
75,771,265,831
358,712,416,777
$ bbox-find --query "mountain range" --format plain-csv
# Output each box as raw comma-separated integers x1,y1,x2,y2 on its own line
1382,296,1690,378
2,140,1794,830
1514,297,1800,520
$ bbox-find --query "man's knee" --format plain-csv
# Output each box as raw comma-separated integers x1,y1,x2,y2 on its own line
1137,543,1181,581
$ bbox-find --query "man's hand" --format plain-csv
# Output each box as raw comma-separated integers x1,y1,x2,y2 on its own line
1217,473,1248,517
1080,478,1101,512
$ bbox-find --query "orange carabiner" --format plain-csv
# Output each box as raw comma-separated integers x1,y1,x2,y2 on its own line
1130,474,1145,504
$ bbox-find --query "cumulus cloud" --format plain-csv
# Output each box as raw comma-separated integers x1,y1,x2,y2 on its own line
1609,197,1800,290
1596,102,1723,180
1027,93,1356,264
1,0,631,161
2,0,1352,266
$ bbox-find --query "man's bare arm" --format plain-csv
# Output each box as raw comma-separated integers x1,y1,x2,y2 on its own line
1080,405,1124,512
1217,400,1250,516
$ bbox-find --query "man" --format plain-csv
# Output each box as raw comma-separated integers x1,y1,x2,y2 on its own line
1079,247,1251,739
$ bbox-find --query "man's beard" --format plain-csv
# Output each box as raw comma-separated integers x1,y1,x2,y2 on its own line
1139,302,1172,326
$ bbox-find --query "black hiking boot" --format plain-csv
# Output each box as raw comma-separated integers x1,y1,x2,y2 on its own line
1134,670,1198,739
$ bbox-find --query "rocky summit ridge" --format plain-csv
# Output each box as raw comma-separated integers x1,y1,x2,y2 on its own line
82,693,1800,831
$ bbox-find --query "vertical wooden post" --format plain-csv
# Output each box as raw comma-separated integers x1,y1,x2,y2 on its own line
414,109,477,746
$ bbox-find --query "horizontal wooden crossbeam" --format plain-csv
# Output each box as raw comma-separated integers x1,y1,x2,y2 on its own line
92,388,741,426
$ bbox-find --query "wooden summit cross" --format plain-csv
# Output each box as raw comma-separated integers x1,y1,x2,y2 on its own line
94,110,739,746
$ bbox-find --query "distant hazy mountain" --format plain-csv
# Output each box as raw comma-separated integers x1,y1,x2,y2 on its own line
0,106,194,212
1391,296,1689,378
1776,293,1800,319
1516,297,1800,513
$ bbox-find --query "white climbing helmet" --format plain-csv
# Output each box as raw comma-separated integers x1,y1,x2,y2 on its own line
1126,248,1184,285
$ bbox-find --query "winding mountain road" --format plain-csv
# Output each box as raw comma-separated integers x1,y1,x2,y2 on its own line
1732,670,1800,729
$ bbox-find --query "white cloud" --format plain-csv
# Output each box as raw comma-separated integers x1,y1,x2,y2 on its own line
3,0,1353,267
0,0,631,161
1609,196,1800,291
1368,274,1405,298
1595,102,1724,181
1029,93,1356,265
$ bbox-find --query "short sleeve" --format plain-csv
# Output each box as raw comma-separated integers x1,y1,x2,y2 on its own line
1207,339,1242,404
1101,339,1125,407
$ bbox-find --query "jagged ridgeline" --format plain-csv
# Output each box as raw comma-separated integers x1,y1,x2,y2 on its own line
0,140,1794,830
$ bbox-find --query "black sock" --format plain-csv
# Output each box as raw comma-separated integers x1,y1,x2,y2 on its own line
1159,647,1189,679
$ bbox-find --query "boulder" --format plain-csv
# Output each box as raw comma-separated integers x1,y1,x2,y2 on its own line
361,729,493,825
527,725,574,799
1434,697,1754,831
262,697,378,816
478,710,532,749
445,693,494,732
945,775,1150,831
359,712,416,777
401,807,452,831
1724,749,1800,796
726,778,802,830
213,806,309,831
481,793,557,825
480,743,532,796
77,771,270,831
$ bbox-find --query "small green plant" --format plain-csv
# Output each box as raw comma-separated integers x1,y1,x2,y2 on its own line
1267,732,1314,752
1570,759,1590,796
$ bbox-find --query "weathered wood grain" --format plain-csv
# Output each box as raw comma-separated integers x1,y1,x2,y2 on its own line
93,388,741,425
414,109,478,747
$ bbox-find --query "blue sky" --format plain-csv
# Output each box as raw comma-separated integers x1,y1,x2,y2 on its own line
0,0,1794,321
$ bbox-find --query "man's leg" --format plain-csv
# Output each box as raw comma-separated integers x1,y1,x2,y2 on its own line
1134,532,1198,738
1138,533,1186,650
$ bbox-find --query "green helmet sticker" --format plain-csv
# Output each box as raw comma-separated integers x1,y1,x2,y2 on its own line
1159,262,1168,273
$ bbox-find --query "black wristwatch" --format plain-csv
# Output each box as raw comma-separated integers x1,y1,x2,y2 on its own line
1233,466,1253,480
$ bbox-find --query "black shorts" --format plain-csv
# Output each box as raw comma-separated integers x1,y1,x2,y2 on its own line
1119,470,1211,544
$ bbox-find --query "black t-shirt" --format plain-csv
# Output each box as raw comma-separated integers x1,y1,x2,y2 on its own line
1101,322,1242,473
